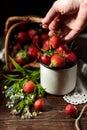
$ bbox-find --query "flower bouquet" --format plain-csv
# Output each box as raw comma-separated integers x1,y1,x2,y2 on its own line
1,57,45,119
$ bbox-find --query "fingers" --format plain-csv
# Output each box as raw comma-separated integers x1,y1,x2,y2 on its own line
42,0,87,44
74,6,87,30
42,0,74,27
42,1,60,28
63,30,79,43
48,16,60,31
63,6,87,42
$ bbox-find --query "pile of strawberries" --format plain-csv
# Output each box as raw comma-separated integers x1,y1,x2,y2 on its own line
8,23,47,69
40,35,77,68
8,23,77,69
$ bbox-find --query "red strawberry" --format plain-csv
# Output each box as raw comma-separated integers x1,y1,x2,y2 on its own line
34,98,45,111
56,44,68,56
32,34,41,46
13,42,21,51
27,46,40,59
40,33,49,41
42,39,50,51
15,56,24,64
28,29,36,39
50,53,65,67
23,81,36,94
65,51,77,63
40,55,51,66
49,35,61,49
14,50,28,64
17,31,28,43
65,104,78,116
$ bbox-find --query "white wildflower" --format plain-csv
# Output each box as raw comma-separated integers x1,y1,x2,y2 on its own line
11,109,19,115
6,101,14,108
10,95,14,100
4,86,7,89
20,89,23,92
20,95,24,99
23,111,32,119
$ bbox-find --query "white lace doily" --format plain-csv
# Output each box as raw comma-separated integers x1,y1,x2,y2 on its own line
63,60,87,105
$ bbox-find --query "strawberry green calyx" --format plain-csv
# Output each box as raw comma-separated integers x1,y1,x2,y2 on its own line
50,60,56,67
50,54,66,67
17,50,28,59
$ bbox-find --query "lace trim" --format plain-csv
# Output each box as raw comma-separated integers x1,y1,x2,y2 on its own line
63,91,87,105
63,60,87,105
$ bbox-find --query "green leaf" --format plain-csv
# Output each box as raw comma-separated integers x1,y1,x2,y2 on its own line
36,83,45,97
3,74,20,82
14,100,26,113
9,56,26,73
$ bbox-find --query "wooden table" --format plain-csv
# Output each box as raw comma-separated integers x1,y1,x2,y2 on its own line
0,91,87,130
0,35,87,130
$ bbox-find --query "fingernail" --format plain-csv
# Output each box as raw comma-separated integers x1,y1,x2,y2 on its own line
42,24,48,29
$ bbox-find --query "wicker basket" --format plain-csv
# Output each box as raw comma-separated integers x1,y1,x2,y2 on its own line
4,15,46,72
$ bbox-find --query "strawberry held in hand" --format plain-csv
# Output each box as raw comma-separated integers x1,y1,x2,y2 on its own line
49,35,61,49
50,53,66,67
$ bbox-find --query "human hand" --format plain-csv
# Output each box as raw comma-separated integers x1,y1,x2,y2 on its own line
42,0,87,43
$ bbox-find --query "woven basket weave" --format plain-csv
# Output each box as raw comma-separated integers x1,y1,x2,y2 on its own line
4,16,44,71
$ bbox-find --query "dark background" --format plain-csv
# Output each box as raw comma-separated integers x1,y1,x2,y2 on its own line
0,0,87,36
0,0,54,36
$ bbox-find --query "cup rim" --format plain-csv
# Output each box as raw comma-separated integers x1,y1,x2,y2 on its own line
40,60,77,70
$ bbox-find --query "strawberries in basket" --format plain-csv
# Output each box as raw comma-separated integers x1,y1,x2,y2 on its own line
5,22,49,70
4,17,77,70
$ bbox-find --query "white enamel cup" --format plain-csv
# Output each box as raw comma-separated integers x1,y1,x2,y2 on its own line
40,63,77,95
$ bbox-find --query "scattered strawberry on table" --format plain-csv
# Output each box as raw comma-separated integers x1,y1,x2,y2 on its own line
34,98,45,111
65,104,78,116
